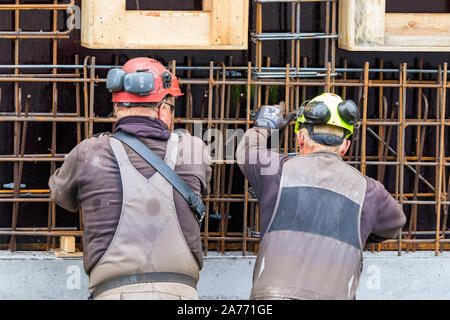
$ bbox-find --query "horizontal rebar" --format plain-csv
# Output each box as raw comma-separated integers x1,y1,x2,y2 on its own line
0,227,76,231
1,65,449,74
0,231,81,237
0,3,74,10
251,32,340,41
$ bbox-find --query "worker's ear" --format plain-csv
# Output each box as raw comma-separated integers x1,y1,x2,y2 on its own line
158,103,172,129
297,131,305,154
339,139,351,157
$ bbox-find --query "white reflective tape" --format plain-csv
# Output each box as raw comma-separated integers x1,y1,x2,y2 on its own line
347,275,355,296
258,257,265,279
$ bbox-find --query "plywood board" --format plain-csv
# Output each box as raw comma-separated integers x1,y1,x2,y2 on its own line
81,0,249,50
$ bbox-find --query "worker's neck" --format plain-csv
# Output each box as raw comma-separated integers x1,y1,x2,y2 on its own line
116,110,159,121
301,145,340,156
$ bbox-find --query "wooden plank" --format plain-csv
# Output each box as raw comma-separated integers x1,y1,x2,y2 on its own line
123,12,212,48
385,13,450,47
338,0,356,49
339,0,385,49
51,248,83,258
354,0,385,46
211,0,247,46
60,236,76,253
202,0,213,11
80,0,94,46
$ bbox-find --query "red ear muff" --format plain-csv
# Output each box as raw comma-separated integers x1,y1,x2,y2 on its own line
337,100,359,125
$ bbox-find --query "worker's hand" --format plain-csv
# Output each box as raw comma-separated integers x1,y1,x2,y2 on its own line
252,102,297,131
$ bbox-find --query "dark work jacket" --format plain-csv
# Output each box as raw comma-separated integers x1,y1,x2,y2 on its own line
236,127,406,299
49,116,211,275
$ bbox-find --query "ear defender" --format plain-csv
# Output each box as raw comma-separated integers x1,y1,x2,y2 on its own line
303,101,332,125
294,101,331,135
106,68,156,97
106,68,126,93
337,100,359,125
123,72,155,96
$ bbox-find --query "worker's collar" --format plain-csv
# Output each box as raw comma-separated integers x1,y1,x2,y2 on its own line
114,116,171,140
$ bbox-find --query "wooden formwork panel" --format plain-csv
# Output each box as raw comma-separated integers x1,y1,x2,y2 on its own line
339,0,450,51
81,0,249,50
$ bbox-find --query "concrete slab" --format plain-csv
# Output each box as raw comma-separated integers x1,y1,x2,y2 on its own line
198,252,256,300
0,251,448,300
0,251,89,300
357,251,450,300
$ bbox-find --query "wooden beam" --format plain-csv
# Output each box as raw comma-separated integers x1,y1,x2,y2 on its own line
60,236,75,253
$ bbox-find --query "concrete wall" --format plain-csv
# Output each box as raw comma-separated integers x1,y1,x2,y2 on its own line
0,251,449,300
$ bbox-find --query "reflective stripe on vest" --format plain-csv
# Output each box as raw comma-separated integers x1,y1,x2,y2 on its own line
88,133,199,293
251,151,367,300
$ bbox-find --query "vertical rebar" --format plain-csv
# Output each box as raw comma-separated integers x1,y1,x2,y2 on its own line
243,62,253,256
9,0,20,252
361,62,369,175
398,63,407,256
435,63,447,256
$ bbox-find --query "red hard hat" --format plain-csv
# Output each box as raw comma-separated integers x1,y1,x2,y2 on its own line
112,57,183,103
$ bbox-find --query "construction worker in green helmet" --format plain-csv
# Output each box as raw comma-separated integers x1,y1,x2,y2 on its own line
236,92,406,300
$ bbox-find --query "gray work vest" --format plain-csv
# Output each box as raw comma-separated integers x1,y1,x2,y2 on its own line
251,150,367,300
88,133,200,293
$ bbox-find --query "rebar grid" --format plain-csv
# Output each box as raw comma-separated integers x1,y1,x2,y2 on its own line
0,1,448,256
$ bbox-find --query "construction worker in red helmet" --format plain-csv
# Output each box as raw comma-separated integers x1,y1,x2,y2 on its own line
49,57,211,300
236,93,406,300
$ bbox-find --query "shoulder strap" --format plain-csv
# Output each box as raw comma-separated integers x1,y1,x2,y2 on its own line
112,130,206,225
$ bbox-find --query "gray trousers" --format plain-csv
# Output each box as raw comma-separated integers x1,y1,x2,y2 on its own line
94,282,199,300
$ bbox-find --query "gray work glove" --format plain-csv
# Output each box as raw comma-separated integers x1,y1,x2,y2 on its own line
252,103,297,131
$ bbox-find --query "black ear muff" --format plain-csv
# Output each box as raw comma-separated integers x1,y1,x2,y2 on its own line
123,72,155,96
303,101,331,125
106,68,126,92
337,100,359,125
